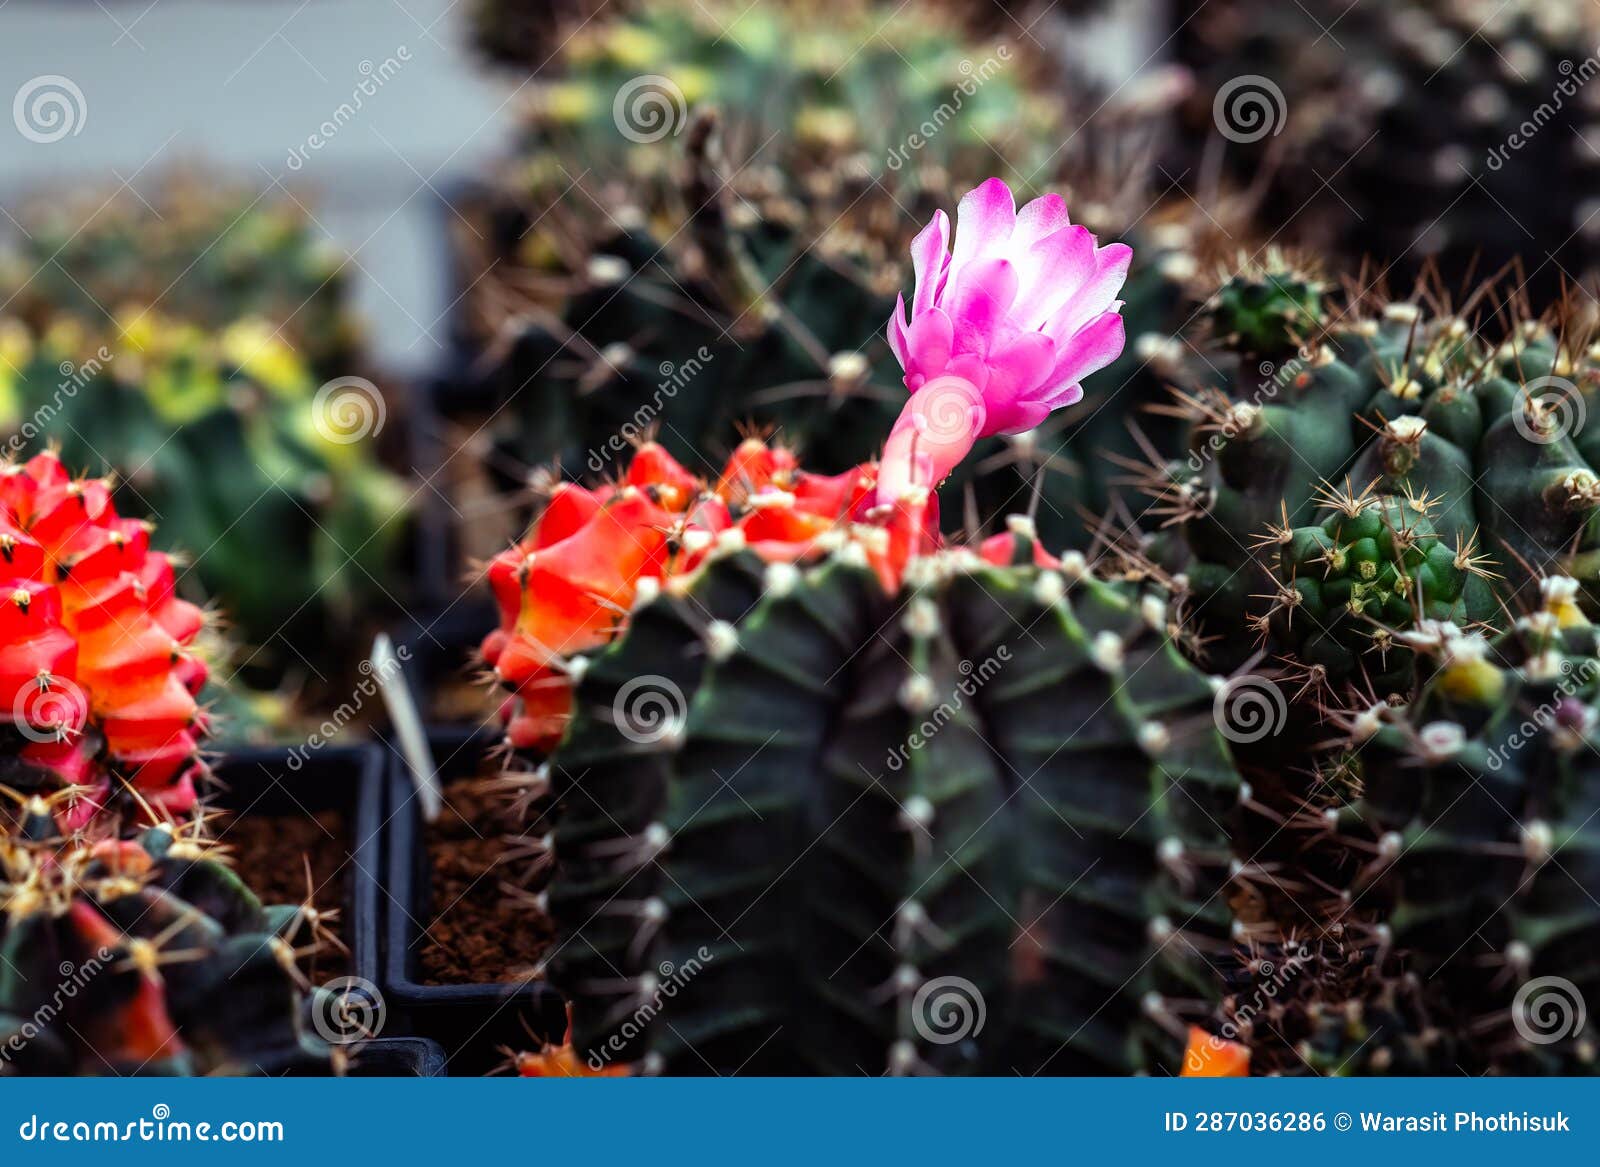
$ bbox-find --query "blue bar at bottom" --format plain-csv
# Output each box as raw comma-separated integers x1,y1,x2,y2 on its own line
0,1078,1595,1164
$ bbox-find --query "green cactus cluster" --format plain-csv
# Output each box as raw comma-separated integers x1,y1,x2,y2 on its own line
542,529,1243,1074
0,814,334,1077
495,0,1051,173
1141,265,1600,691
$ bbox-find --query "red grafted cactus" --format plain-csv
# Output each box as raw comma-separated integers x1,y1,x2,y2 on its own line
0,452,208,830
482,438,938,751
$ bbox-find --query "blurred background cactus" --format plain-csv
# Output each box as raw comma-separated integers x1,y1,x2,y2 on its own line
2,177,363,377
1173,0,1600,296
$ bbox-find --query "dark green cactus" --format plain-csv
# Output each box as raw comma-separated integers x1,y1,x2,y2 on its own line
1219,937,1461,1076
0,815,334,1076
543,531,1243,1074
1173,0,1600,295
1325,589,1600,1073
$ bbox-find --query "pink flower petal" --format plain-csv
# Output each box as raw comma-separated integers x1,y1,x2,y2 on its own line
1013,192,1071,250
910,211,950,317
887,293,911,367
948,260,1020,357
1014,225,1097,329
948,178,1016,288
1047,243,1133,341
1044,313,1126,393
903,306,953,386
977,332,1057,434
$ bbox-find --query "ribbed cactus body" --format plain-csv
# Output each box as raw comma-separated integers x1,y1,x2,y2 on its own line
0,452,208,833
544,535,1241,1074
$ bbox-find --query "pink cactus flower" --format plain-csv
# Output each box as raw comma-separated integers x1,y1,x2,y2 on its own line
877,177,1131,504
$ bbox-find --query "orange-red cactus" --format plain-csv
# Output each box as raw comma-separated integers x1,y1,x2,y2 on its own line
0,452,208,830
484,439,951,752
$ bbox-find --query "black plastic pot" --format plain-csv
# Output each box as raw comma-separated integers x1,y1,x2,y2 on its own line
213,744,386,991
347,1037,449,1078
382,725,566,1075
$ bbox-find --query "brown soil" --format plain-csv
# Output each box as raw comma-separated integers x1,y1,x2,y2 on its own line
419,779,554,984
226,808,351,980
